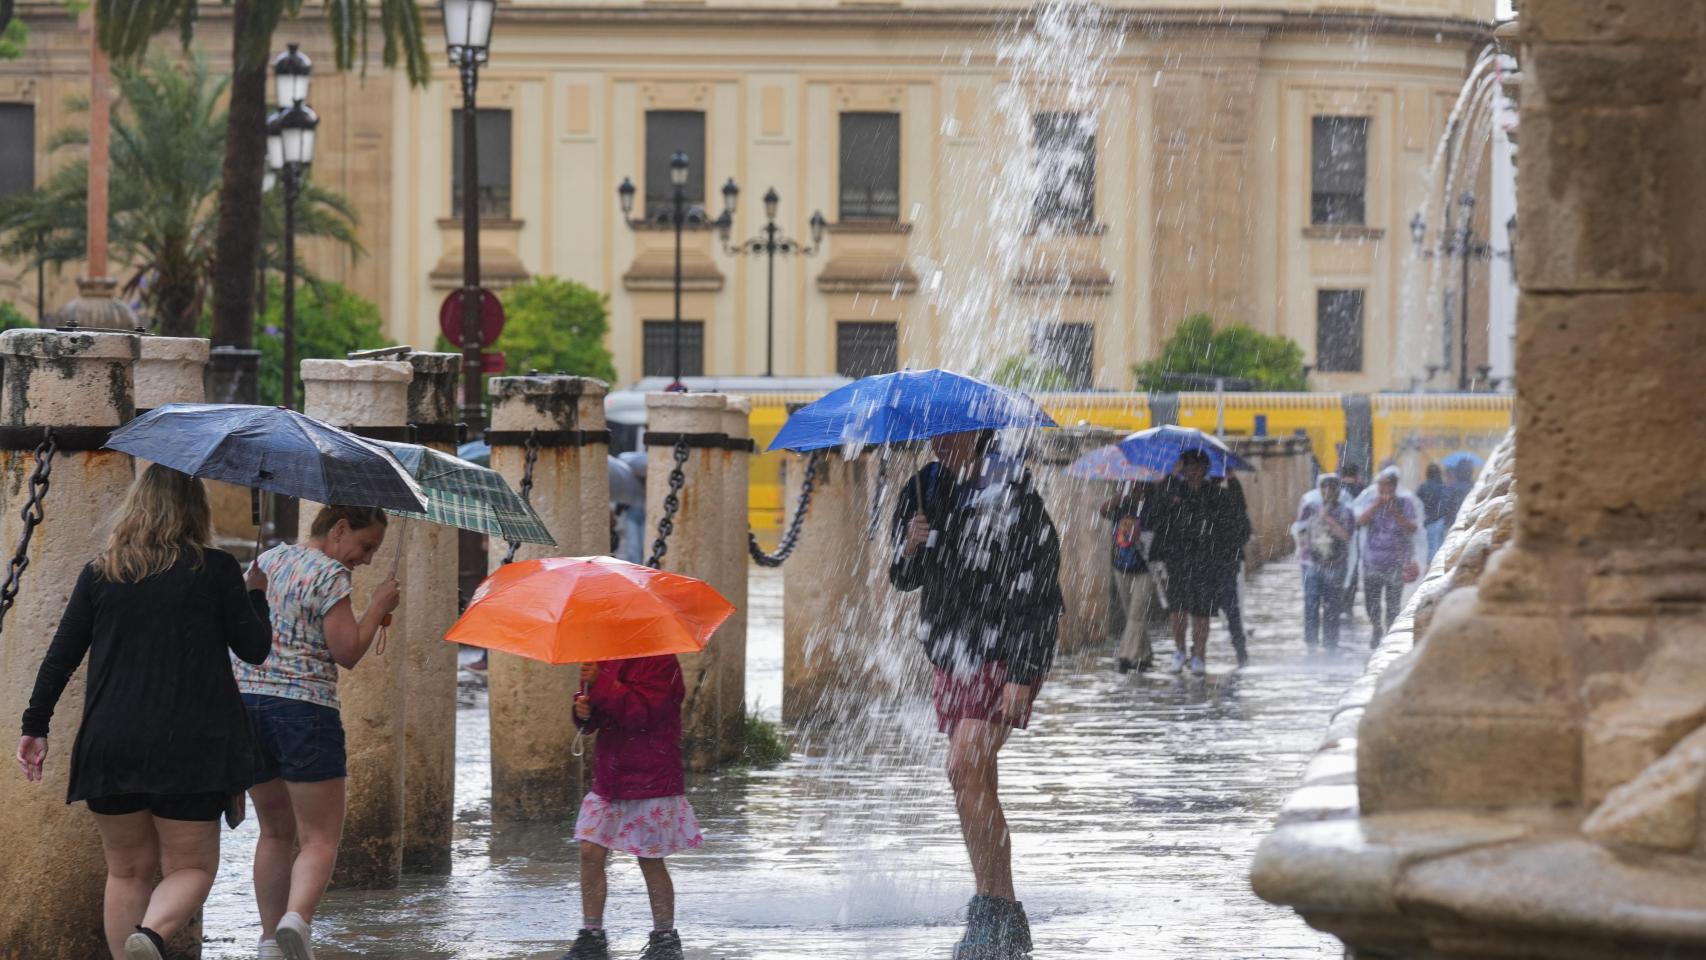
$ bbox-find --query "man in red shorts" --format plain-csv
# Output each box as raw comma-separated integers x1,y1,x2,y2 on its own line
890,429,1063,960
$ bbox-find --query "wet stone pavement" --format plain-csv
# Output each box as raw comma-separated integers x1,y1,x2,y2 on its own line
202,559,1363,959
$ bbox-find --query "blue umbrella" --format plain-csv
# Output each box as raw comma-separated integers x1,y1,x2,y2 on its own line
1116,425,1253,478
768,368,1057,453
105,403,428,512
1441,450,1484,471
1065,445,1164,482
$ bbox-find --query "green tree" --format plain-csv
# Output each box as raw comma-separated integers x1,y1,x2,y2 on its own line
0,17,27,61
245,276,392,407
992,354,1074,392
0,300,31,331
91,0,431,357
1133,313,1308,392
0,51,361,336
494,276,617,383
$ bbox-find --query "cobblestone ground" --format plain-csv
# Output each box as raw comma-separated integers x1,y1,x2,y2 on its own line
202,559,1362,959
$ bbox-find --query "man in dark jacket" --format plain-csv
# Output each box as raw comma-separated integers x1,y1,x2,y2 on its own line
890,429,1063,960
1143,450,1249,676
1208,473,1254,667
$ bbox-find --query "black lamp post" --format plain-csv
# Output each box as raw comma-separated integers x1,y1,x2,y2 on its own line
443,0,496,433
619,152,733,391
266,45,316,411
716,187,825,378
1409,192,1512,392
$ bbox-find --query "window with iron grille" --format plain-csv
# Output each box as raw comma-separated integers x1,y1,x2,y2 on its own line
644,111,706,219
1033,322,1095,388
1316,290,1365,373
1032,112,1096,227
1311,116,1369,226
836,322,899,378
839,113,900,222
0,104,36,202
643,320,705,378
450,108,512,219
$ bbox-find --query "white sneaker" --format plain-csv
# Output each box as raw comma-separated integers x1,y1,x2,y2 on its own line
1188,655,1207,676
123,932,163,960
259,938,284,960
1167,650,1187,673
276,913,316,960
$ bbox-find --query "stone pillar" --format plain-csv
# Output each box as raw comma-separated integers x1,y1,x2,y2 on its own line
205,346,263,545
400,352,460,874
646,393,728,770
134,337,210,410
717,398,751,761
0,329,140,959
486,376,607,821
1033,426,1119,654
300,358,413,889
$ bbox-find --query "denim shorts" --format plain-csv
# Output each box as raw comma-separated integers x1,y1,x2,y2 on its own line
243,693,347,783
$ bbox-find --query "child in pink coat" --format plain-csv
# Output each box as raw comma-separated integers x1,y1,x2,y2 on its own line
563,655,701,960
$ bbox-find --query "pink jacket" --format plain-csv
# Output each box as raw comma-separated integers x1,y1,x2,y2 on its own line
577,654,686,801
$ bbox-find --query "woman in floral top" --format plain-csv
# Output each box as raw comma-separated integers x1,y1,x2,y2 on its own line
237,505,399,960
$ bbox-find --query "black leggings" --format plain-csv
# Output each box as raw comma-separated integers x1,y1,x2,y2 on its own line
1364,568,1405,637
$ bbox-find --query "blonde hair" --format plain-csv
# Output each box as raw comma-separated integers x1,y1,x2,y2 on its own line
94,464,212,583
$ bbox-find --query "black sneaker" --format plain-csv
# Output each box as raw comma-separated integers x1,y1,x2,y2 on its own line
1235,650,1250,668
996,899,1033,956
639,929,683,960
563,929,609,960
952,895,998,960
1136,657,1153,672
1116,657,1134,674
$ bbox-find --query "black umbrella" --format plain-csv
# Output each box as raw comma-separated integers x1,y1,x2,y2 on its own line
105,403,428,512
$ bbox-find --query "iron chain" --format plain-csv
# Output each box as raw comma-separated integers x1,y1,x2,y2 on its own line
500,429,540,566
749,452,820,567
0,429,57,634
646,440,690,569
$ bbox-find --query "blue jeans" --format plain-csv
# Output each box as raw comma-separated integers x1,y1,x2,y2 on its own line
243,693,347,783
1302,565,1347,648
1425,519,1448,564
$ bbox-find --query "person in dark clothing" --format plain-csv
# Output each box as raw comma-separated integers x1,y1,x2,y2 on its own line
890,430,1062,960
1417,464,1453,563
1208,474,1255,668
16,464,271,960
1143,450,1247,676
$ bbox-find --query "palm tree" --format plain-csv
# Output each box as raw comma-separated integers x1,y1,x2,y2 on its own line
92,0,429,353
0,51,363,335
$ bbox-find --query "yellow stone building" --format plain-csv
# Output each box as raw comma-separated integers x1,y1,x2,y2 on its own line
0,0,1494,392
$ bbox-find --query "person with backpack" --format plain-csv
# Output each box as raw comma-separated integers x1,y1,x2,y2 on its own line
1099,482,1157,673
1292,474,1355,649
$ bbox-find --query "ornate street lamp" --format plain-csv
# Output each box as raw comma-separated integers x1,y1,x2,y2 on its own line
443,0,496,432
266,52,318,412
618,152,733,391
1409,192,1512,392
716,186,825,377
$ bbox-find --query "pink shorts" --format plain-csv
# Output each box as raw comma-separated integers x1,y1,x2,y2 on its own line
931,661,1043,734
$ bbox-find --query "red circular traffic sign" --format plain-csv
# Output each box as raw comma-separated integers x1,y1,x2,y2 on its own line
438,288,505,348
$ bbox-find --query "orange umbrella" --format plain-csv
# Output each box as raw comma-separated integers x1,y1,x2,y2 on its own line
445,556,734,665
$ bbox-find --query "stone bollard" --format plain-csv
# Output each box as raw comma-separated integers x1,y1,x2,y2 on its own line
0,329,140,959
645,393,729,770
400,353,461,874
134,336,210,411
486,376,608,821
717,397,751,761
300,358,414,889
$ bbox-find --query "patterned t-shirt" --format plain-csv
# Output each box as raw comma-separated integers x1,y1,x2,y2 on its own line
234,543,353,709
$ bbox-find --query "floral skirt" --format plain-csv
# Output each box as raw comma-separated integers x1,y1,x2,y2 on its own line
574,791,703,859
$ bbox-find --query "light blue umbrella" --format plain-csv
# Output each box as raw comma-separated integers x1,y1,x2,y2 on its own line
768,368,1057,453
1441,450,1485,471
1116,425,1253,478
1065,445,1164,482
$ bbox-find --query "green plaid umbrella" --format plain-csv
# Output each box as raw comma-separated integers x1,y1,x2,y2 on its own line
375,440,556,546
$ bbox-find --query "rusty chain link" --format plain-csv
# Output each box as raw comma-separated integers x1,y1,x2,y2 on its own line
0,429,57,634
501,429,540,566
645,440,690,569
749,452,820,568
